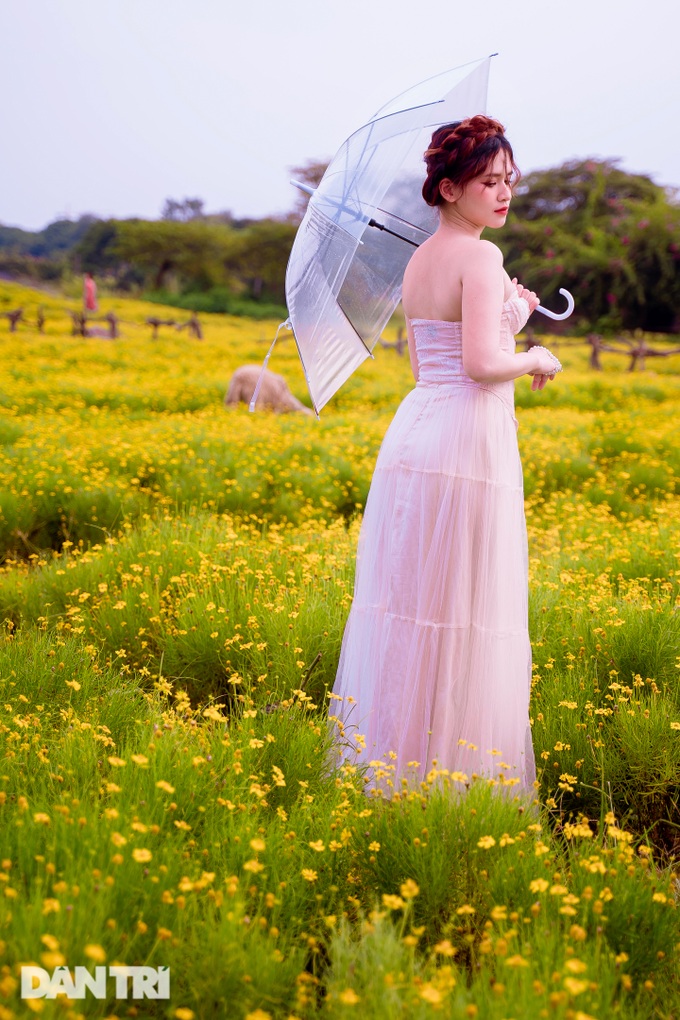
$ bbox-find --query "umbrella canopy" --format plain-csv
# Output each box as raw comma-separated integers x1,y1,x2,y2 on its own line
286,57,494,415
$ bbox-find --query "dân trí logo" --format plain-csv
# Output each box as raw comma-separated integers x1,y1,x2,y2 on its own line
21,965,170,1000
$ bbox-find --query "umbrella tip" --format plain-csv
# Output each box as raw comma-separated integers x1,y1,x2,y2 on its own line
290,180,316,196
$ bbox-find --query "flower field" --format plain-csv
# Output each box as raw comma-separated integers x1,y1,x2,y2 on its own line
0,280,678,1019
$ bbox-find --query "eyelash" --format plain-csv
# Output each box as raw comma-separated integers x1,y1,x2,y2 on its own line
484,180,512,188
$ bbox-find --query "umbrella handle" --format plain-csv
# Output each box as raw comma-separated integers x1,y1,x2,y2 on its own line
535,288,574,321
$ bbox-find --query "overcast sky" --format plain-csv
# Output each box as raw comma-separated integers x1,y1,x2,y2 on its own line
1,0,678,231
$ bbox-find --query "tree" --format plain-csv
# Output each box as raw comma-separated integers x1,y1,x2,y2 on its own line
224,219,297,302
161,197,206,222
114,219,237,291
74,219,120,274
500,160,680,333
0,215,98,259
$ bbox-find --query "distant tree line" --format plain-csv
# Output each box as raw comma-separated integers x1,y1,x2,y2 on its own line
1,160,678,330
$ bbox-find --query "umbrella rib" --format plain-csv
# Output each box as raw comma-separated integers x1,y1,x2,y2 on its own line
339,304,374,355
375,207,433,239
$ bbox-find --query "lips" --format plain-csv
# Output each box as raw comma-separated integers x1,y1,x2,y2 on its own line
495,207,509,214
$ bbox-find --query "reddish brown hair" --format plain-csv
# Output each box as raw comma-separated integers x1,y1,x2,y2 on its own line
422,115,520,207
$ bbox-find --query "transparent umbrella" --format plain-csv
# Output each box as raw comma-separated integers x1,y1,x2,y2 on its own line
252,56,573,416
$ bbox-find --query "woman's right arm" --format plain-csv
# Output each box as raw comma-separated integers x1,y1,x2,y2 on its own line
461,242,556,384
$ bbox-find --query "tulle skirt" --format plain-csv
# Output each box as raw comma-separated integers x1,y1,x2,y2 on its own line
330,381,536,795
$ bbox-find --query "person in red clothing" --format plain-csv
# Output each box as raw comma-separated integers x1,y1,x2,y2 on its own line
83,272,98,312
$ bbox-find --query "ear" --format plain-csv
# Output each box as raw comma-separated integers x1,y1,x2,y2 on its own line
439,178,462,204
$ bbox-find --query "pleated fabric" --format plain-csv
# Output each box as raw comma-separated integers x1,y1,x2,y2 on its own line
330,294,537,794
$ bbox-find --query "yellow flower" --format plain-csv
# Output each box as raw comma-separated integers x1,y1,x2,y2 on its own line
132,848,152,863
107,756,127,768
131,754,149,766
338,989,360,1005
156,780,175,793
203,706,227,721
245,1011,272,1020
399,879,419,899
33,813,50,826
249,837,266,853
456,904,476,915
308,840,325,852
40,951,66,968
563,977,589,996
419,984,444,1004
84,944,107,964
477,835,496,849
382,894,405,911
301,869,318,882
565,958,588,974
504,955,530,968
529,878,549,894
175,1010,195,1020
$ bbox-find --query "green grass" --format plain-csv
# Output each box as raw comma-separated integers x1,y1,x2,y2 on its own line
0,280,678,1018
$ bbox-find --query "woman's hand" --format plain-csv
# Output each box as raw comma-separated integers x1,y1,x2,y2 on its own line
530,347,561,390
511,278,540,313
531,372,550,391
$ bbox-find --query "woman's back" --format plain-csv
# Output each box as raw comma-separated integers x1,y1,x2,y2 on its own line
402,234,516,319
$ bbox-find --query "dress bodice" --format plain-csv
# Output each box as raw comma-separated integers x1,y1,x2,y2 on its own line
408,293,531,424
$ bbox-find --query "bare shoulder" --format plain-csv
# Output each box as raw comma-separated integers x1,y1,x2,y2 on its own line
403,234,435,275
464,239,504,268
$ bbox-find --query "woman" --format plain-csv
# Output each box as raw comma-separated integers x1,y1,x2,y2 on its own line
330,115,561,795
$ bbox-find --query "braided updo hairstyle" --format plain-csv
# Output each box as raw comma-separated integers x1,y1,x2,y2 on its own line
422,115,519,207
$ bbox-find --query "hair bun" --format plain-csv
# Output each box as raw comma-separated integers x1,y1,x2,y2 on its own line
422,115,519,207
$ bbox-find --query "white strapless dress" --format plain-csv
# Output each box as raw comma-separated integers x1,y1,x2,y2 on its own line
330,294,536,792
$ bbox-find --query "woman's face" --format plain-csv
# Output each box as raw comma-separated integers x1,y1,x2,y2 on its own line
444,151,513,230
